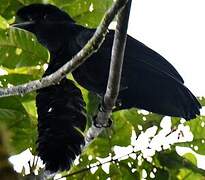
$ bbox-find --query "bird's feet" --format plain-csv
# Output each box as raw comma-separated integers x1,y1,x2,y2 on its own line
93,115,112,128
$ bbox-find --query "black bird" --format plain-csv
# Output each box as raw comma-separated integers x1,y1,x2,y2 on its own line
14,3,201,119
13,3,201,171
36,78,86,172
13,4,87,172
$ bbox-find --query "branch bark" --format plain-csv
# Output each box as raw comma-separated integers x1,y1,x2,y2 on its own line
0,0,127,98
85,0,132,144
59,150,139,179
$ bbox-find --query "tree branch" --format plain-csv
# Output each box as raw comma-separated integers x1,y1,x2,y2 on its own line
58,150,139,179
85,0,132,143
0,0,128,98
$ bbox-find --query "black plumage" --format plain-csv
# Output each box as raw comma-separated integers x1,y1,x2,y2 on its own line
15,5,87,172
36,78,86,172
15,3,201,120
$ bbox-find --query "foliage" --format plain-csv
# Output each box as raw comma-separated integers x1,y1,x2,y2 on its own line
0,0,205,179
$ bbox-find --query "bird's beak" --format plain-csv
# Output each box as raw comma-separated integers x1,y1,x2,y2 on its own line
11,21,35,32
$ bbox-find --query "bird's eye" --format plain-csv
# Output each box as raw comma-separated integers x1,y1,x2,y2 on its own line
43,14,47,20
28,15,33,21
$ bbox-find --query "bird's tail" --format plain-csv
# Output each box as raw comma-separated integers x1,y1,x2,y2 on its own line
36,78,86,172
177,84,201,120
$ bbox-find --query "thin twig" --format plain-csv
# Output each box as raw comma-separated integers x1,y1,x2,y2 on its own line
0,0,127,98
85,0,132,144
57,150,138,179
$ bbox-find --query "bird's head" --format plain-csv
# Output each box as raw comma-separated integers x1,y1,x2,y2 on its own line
13,4,76,52
14,4,75,31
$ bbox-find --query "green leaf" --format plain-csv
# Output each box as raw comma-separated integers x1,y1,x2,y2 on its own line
116,109,163,135
52,0,113,28
0,96,37,154
199,97,205,106
0,15,9,29
139,160,169,180
74,10,109,28
86,92,100,117
17,0,43,5
4,66,45,78
183,153,197,165
0,1,22,21
156,150,205,178
0,0,43,20
178,153,205,180
110,161,139,180
86,137,111,158
0,28,49,68
110,163,122,179
0,0,12,16
111,112,133,146
176,116,205,155
0,74,37,87
85,91,101,127
0,73,38,119
67,153,108,180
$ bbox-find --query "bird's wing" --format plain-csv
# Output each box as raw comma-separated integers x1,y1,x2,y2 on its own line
75,29,184,83
125,34,184,83
74,28,200,120
118,59,201,120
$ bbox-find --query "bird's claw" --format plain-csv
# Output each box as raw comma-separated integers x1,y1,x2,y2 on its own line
93,115,112,128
